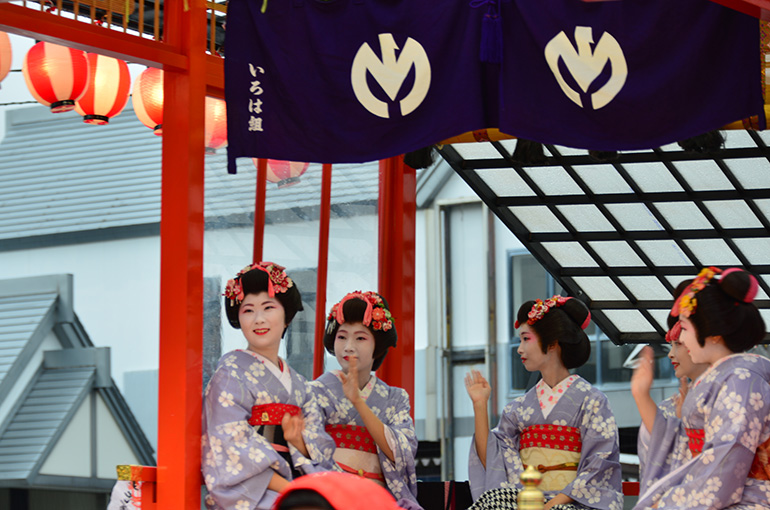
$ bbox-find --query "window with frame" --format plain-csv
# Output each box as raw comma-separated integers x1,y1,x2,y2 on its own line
508,252,673,391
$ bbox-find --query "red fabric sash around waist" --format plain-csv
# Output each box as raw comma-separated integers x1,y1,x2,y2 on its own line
248,403,301,426
685,428,704,457
325,424,378,454
748,436,770,481
520,424,582,453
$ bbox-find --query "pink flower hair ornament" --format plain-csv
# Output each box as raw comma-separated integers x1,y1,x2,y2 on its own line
665,321,682,343
326,291,394,334
223,261,294,306
671,266,759,319
514,295,590,330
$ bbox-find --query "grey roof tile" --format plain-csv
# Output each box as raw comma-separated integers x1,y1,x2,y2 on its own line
0,293,57,387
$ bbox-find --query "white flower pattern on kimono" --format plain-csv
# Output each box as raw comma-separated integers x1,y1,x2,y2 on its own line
218,391,235,408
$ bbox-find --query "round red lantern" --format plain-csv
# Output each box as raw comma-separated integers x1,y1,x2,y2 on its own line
252,159,310,188
132,67,163,135
0,32,11,89
75,54,131,125
22,41,90,113
204,96,227,153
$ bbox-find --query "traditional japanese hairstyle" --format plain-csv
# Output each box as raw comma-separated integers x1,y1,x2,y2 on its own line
665,279,693,342
323,291,397,371
515,295,591,369
223,262,303,330
671,266,765,351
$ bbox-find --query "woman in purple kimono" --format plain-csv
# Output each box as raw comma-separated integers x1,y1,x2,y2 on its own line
309,291,422,510
466,296,623,510
634,267,770,510
632,301,709,494
201,262,330,510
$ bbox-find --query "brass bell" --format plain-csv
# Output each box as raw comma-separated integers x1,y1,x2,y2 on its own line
518,465,544,510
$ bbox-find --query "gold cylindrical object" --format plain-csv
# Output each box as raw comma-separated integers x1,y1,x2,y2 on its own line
518,465,545,510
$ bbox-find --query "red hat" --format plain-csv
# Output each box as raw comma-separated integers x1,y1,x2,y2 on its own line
273,472,402,510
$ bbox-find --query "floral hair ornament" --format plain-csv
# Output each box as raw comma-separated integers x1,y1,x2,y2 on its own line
223,261,294,305
514,295,590,330
326,291,394,333
665,321,682,343
671,266,722,318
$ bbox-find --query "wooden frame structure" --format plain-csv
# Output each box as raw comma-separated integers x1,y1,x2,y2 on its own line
0,3,416,508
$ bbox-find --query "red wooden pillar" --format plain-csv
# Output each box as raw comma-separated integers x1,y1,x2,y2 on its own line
157,0,207,508
313,164,334,378
377,157,416,402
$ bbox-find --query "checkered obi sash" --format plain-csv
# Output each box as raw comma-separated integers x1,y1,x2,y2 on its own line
326,424,384,482
520,425,581,491
685,428,704,457
248,403,301,427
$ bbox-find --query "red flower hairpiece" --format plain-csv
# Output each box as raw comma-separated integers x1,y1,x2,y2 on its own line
515,295,574,328
671,266,722,318
223,261,294,305
326,291,394,333
665,321,682,343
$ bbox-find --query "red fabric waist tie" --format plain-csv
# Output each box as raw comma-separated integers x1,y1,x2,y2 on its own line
748,436,770,481
520,424,582,453
685,428,705,457
325,424,378,454
248,403,301,426
336,461,385,482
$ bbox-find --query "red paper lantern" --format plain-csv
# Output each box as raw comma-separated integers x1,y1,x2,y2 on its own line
204,96,227,153
252,159,310,188
22,41,90,113
0,32,11,89
132,67,163,135
75,54,131,125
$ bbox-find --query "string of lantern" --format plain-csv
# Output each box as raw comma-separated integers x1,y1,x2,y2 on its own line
0,33,309,186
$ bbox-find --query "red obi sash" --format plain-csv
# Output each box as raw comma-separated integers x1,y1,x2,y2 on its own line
520,424,582,453
748,436,770,481
685,428,705,457
248,403,301,426
326,424,377,454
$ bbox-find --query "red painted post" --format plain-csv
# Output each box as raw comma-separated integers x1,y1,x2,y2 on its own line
313,164,333,378
253,159,267,263
157,0,206,509
377,157,416,403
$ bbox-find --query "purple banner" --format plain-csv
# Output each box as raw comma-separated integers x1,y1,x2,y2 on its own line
225,0,763,171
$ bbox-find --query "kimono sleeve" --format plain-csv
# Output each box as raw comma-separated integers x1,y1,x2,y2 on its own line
202,359,289,510
291,383,336,474
562,392,623,510
468,399,524,501
645,373,770,510
638,401,690,497
378,387,421,507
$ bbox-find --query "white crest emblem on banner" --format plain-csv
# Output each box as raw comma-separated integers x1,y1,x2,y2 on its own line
544,26,627,110
351,33,431,119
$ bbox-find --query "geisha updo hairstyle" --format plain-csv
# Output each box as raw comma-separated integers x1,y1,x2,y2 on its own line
516,297,591,369
223,262,304,330
677,268,765,352
323,292,398,371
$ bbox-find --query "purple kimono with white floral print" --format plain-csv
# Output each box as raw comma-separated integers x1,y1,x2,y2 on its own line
309,372,422,510
634,353,770,510
469,376,623,510
201,350,330,510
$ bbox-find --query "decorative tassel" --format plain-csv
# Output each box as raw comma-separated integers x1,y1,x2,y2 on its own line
677,130,725,153
480,9,503,64
404,146,437,170
588,150,618,162
512,138,546,165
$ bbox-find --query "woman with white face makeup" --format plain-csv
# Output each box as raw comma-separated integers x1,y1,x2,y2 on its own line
465,296,622,510
308,291,422,510
633,267,770,510
632,307,710,497
201,263,329,510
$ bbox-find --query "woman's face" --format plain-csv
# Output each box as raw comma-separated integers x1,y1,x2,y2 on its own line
516,324,556,373
334,321,376,375
238,291,286,355
667,336,708,379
